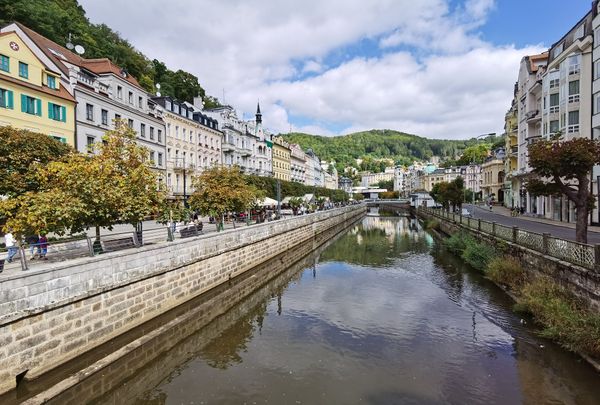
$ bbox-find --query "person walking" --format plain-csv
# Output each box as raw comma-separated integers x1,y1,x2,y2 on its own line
38,234,48,260
5,231,18,263
26,234,40,260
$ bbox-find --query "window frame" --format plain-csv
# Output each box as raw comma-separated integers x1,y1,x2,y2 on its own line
18,62,28,79
0,54,9,72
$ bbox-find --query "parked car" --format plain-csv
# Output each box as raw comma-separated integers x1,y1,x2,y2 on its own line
461,208,472,217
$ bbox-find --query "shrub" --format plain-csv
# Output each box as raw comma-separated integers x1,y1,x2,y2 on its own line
517,277,600,357
486,256,526,288
423,218,440,231
444,232,473,254
461,240,496,273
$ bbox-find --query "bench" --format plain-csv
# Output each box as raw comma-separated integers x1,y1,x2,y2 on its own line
100,236,136,252
179,225,201,238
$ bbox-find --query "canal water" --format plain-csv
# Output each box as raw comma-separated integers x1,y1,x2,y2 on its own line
13,214,600,404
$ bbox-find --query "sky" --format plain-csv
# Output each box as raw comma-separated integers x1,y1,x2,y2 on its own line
79,0,593,140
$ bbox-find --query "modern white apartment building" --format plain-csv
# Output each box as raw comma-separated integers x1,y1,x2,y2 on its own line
5,23,167,176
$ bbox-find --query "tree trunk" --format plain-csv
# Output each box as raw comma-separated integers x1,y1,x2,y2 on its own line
576,202,588,243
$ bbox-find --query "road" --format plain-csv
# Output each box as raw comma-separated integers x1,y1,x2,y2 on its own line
463,204,600,244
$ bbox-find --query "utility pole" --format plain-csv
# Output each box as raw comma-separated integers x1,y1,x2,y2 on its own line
277,179,281,218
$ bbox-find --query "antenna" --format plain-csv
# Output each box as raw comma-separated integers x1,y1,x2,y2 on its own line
66,33,74,50
222,88,225,104
74,45,85,55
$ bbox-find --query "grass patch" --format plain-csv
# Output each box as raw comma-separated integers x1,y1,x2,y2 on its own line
423,218,440,231
516,277,600,357
486,256,526,289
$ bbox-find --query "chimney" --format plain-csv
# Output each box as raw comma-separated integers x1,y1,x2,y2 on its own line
193,96,204,110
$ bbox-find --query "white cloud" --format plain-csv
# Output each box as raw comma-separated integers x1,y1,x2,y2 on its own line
79,0,542,139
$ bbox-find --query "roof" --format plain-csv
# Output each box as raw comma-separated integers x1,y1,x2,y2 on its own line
15,22,142,89
0,72,75,102
528,52,548,73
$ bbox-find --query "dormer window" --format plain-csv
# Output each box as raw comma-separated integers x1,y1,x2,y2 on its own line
47,76,57,89
552,43,563,59
575,24,585,40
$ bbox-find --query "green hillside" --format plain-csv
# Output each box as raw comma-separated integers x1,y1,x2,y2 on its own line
0,0,220,107
282,130,500,172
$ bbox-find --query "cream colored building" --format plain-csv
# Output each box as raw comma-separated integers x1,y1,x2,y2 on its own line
289,143,307,183
272,136,291,181
481,157,505,203
153,96,222,199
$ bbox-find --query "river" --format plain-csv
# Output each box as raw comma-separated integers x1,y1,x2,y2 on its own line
12,214,600,404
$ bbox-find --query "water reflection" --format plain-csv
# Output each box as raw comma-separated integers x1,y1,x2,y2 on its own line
24,215,600,405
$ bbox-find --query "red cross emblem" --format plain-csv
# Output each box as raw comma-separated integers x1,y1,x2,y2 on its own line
9,42,19,51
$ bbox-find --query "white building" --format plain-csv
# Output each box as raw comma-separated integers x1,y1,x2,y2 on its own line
289,143,307,183
6,23,167,176
304,149,323,187
360,168,395,187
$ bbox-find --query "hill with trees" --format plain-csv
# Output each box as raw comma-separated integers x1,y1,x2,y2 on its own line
282,130,501,172
0,0,220,107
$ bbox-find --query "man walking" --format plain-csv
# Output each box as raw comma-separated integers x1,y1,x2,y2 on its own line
5,231,18,263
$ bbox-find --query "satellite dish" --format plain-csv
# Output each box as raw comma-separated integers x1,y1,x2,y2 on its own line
155,83,161,89
74,45,85,55
156,92,161,97
66,42,74,50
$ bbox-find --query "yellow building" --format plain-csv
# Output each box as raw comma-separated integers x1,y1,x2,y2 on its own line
272,136,291,181
482,157,505,203
503,95,519,208
0,31,75,145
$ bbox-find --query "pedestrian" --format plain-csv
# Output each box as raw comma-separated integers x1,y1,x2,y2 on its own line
38,234,48,260
4,231,18,263
26,234,40,260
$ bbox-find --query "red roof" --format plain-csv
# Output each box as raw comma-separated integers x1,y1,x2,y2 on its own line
16,22,142,89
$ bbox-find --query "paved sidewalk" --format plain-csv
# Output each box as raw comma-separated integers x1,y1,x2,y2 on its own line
469,204,600,233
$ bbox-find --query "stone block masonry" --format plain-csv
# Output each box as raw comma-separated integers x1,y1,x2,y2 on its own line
0,205,366,395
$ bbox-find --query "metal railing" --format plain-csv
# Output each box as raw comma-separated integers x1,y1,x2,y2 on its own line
419,206,598,271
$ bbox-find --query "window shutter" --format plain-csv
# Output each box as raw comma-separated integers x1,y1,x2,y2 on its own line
21,94,26,112
61,106,66,122
36,99,42,116
48,102,54,119
6,90,13,109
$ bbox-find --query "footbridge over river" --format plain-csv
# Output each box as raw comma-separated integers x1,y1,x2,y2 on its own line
365,198,411,209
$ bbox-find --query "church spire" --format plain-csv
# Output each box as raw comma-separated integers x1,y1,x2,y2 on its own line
256,101,262,124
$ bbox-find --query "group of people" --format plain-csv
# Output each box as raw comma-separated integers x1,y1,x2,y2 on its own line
2,231,48,270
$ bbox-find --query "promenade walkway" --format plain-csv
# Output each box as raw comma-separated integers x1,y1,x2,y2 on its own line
464,203,600,244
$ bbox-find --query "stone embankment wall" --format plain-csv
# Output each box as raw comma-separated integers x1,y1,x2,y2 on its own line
417,209,600,309
0,205,365,395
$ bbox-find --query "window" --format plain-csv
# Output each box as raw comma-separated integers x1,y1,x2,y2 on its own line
21,95,41,116
150,127,155,140
175,126,179,139
575,24,585,39
568,110,580,133
138,96,143,108
158,152,163,167
117,86,122,99
48,102,66,121
128,118,134,128
568,80,580,103
115,113,121,122
568,54,581,75
128,91,133,104
86,136,95,153
101,109,108,125
550,120,559,133
552,43,563,59
18,62,28,79
150,151,155,165
47,76,56,89
0,54,8,72
595,93,600,115
549,78,559,89
157,129,162,143
0,88,14,109
86,104,94,121
140,123,146,137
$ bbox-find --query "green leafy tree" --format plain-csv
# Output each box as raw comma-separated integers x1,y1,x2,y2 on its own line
189,166,262,231
0,123,165,239
456,144,490,165
527,137,600,243
430,177,465,212
376,179,394,191
288,197,303,215
0,127,72,197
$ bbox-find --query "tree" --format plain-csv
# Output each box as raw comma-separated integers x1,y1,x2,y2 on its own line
188,166,262,231
288,197,303,215
456,144,490,166
527,137,600,243
376,179,394,191
0,123,165,239
0,127,72,197
430,177,465,212
353,193,365,201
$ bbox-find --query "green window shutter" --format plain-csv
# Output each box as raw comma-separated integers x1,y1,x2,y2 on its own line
7,90,13,109
36,99,42,116
48,102,54,119
21,94,26,112
61,106,66,122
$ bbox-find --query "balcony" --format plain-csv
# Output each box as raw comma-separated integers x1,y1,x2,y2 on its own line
222,142,235,152
525,109,540,123
510,146,518,155
240,147,252,156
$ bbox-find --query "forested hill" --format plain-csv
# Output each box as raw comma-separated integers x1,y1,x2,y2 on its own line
0,0,220,107
281,130,499,171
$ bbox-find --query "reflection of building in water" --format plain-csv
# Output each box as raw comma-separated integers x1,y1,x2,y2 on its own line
361,216,430,245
